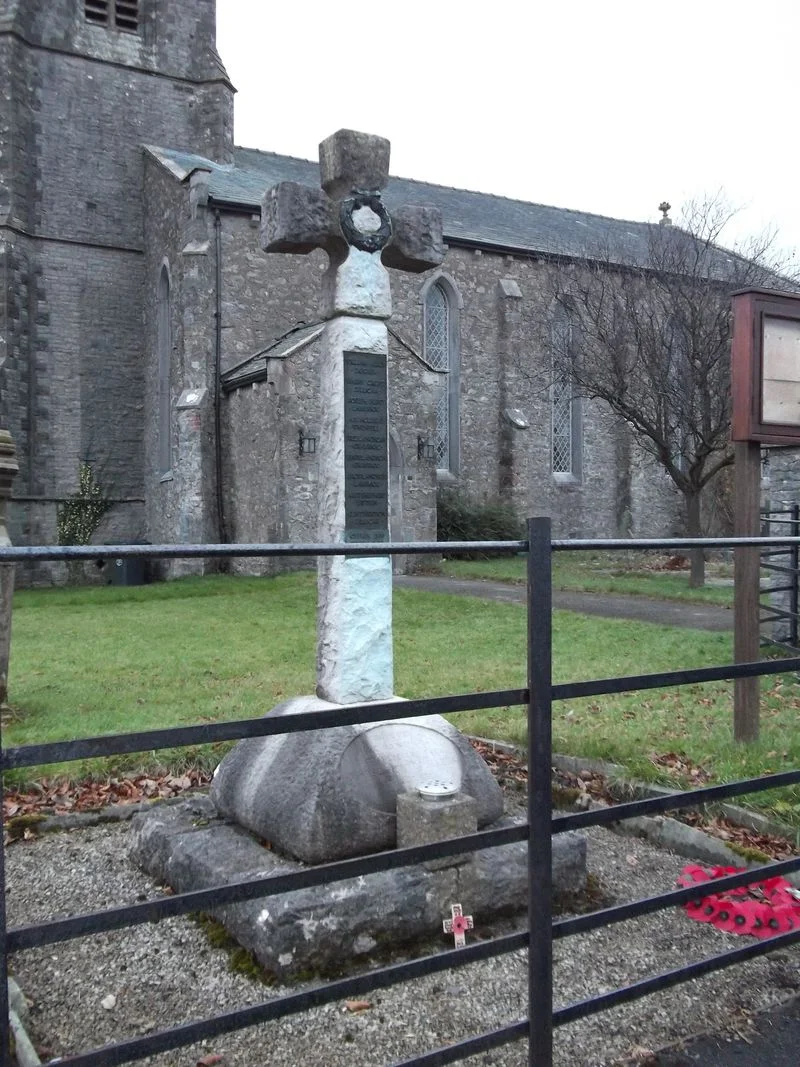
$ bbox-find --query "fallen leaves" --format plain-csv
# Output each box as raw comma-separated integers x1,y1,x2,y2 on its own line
650,751,712,783
469,740,528,786
344,999,372,1013
552,766,610,806
626,1046,658,1065
196,1055,224,1066
3,768,212,823
472,739,799,864
678,812,795,861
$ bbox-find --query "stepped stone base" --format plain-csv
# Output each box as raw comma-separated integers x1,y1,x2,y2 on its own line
131,796,587,979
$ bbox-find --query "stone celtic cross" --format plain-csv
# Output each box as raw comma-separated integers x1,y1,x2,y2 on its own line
261,130,444,705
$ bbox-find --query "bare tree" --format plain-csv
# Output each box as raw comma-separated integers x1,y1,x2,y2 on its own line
540,196,795,586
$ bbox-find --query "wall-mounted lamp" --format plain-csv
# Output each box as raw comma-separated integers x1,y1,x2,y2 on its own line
417,436,436,461
299,430,317,456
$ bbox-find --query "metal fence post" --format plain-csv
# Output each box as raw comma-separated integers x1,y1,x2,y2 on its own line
527,517,553,1067
0,431,17,1067
0,432,18,711
791,504,799,648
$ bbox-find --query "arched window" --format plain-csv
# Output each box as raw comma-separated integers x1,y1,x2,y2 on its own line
423,279,460,473
157,266,172,477
551,309,582,481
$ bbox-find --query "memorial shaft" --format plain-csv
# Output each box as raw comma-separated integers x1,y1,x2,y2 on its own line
261,129,444,705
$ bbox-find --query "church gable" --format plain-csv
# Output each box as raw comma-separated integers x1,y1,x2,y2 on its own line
141,143,682,572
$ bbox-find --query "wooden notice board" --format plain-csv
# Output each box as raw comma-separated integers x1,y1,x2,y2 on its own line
732,288,800,445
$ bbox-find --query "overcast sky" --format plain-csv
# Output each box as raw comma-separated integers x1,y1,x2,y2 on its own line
217,0,800,262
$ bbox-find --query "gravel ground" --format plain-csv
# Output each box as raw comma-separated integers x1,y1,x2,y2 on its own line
6,815,800,1067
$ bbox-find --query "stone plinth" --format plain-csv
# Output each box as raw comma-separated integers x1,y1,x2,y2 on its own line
397,789,478,870
210,696,504,865
397,790,478,851
131,795,587,980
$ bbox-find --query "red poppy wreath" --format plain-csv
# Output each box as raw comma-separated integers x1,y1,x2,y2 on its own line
678,864,800,939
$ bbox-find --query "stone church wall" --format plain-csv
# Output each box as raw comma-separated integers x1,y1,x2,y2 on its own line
142,156,219,576
1,0,233,576
142,157,183,555
0,0,707,585
1,237,36,542
145,194,683,561
390,245,681,538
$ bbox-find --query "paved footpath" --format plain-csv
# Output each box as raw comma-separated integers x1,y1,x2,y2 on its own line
654,993,800,1065
395,574,733,631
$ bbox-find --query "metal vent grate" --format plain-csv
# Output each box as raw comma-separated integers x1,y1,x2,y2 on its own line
85,0,139,32
84,0,109,24
115,0,139,31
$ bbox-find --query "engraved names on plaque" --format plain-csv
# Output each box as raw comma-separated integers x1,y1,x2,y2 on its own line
343,351,389,542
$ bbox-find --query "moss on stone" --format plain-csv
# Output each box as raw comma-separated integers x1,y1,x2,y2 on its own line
727,842,771,865
551,784,581,808
6,813,47,839
190,913,274,984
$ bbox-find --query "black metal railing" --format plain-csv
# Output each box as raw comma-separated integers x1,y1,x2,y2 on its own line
2,522,800,1066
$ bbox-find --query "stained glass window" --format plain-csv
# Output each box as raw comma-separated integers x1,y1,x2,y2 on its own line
425,283,453,469
426,284,450,371
551,313,580,478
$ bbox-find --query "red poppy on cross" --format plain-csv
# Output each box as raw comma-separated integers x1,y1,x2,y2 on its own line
443,903,474,949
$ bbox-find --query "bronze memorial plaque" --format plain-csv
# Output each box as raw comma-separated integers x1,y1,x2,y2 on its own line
343,351,389,542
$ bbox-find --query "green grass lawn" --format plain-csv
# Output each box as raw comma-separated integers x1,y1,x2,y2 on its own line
436,551,735,606
5,572,799,822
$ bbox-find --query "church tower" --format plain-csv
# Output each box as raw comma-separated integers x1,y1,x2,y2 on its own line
0,0,234,549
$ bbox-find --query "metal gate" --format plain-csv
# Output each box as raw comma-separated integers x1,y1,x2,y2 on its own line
761,503,800,651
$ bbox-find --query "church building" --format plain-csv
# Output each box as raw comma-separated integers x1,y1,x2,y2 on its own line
1,0,684,576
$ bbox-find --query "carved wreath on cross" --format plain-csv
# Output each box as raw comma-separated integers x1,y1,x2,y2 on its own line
260,128,444,277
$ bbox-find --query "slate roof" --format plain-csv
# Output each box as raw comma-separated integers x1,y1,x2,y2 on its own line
146,143,677,268
221,323,324,391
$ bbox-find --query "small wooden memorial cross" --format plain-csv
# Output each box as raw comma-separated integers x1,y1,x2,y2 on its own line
443,903,474,949
261,130,444,705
